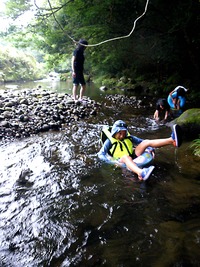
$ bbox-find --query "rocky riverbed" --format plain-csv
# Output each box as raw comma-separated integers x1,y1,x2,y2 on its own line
0,88,101,141
1,87,199,142
0,87,157,142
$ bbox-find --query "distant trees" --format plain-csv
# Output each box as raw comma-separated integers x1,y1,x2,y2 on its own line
0,45,45,81
1,0,199,90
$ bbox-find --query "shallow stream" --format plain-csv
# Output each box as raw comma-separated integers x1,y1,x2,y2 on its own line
0,80,200,266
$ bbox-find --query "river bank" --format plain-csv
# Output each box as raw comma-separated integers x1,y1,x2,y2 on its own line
0,88,101,141
0,86,158,142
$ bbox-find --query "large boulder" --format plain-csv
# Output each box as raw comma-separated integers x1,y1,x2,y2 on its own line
174,108,200,140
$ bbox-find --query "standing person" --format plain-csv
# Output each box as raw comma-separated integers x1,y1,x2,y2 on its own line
167,85,188,110
154,98,171,122
71,39,88,101
98,120,182,181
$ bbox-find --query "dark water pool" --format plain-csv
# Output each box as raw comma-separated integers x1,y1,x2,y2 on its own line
0,81,200,266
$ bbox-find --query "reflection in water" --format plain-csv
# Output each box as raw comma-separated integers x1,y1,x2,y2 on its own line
0,83,200,266
0,122,102,266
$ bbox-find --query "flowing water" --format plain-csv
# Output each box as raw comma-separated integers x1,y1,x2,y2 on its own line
0,80,200,267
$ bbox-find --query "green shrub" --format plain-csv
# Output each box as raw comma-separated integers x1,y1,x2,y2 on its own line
191,136,200,157
0,45,45,81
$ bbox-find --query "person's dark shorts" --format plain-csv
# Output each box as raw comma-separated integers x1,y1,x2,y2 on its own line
73,72,86,85
131,152,137,159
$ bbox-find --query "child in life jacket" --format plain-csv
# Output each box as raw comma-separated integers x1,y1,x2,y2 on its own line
98,120,182,181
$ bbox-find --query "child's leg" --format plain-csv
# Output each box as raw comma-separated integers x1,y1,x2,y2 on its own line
119,155,143,178
135,137,173,156
119,155,154,181
135,124,182,156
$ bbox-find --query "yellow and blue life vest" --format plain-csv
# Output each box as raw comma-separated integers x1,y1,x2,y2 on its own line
101,126,134,159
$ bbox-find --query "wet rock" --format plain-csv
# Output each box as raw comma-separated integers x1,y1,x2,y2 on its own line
90,109,97,115
0,88,101,141
1,120,10,127
4,101,16,108
100,86,108,91
2,111,13,119
19,115,29,122
171,108,200,140
19,168,33,181
105,94,148,108
19,98,29,105
41,124,51,132
9,242,19,251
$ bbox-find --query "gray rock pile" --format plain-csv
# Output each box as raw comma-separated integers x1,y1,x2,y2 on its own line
0,88,101,141
105,94,153,108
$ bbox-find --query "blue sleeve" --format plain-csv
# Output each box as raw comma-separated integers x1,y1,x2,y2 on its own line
130,135,143,145
97,139,113,163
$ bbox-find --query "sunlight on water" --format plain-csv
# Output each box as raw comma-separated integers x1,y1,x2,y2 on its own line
0,139,52,183
0,83,200,266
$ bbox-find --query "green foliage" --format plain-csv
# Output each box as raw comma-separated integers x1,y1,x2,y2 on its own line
0,45,45,81
98,76,117,87
4,0,32,19
191,136,200,157
176,109,200,125
0,0,199,94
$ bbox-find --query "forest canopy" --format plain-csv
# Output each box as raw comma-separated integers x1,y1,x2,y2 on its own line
0,0,199,93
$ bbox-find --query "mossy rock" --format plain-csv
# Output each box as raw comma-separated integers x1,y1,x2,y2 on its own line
174,108,200,140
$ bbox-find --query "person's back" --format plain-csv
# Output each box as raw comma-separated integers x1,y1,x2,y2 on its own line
73,43,86,73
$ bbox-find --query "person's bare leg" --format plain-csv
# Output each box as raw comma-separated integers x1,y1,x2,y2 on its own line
79,84,86,100
119,155,143,180
73,84,78,100
135,137,174,157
